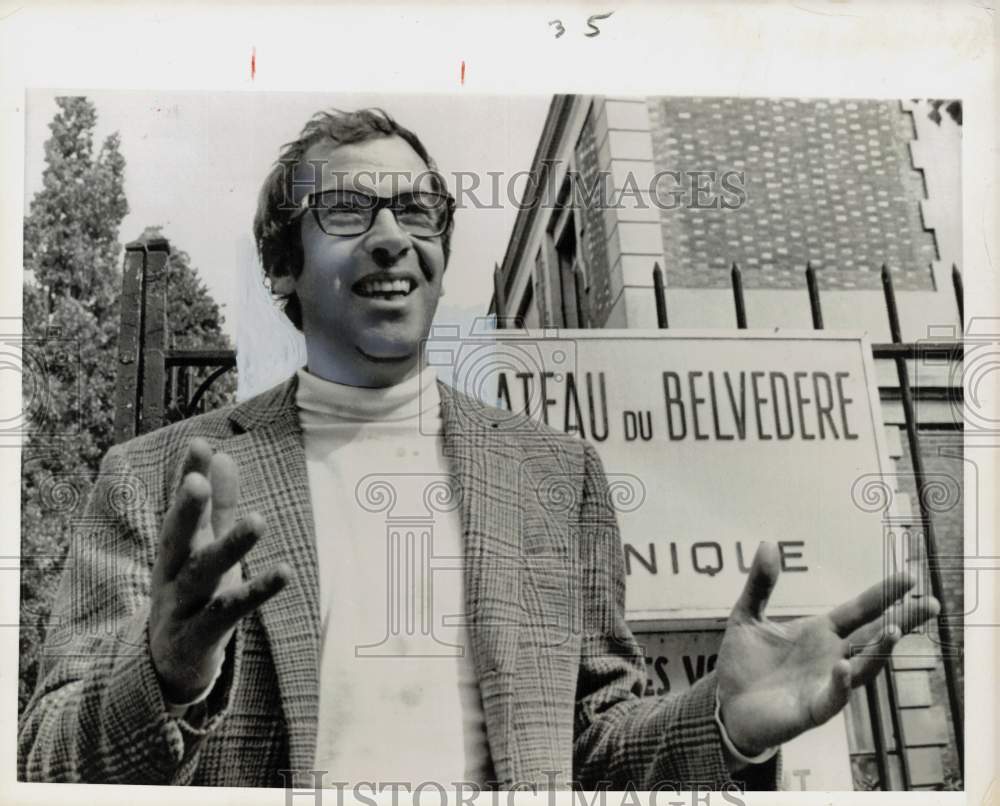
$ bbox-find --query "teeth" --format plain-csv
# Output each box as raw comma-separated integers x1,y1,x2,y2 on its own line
356,278,414,297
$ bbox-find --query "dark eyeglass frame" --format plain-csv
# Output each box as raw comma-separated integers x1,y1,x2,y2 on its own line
295,188,456,238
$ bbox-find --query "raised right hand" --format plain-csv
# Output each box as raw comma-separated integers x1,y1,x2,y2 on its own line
716,542,937,757
149,438,290,704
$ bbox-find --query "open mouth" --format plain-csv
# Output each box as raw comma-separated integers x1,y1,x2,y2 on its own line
352,277,417,300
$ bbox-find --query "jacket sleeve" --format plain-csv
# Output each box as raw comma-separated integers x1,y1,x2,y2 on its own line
572,442,780,791
18,443,244,784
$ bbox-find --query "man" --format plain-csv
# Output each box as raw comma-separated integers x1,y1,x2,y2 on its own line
19,108,937,789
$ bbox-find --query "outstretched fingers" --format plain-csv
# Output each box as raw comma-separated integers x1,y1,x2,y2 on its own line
845,594,940,685
196,564,292,644
173,514,266,617
846,624,901,685
179,438,215,533
178,438,213,484
156,439,216,582
158,472,211,582
209,452,240,545
827,571,915,638
732,542,781,621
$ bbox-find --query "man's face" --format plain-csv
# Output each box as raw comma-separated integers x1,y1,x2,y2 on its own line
289,135,447,386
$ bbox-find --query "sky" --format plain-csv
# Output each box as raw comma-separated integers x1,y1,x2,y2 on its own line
23,90,552,345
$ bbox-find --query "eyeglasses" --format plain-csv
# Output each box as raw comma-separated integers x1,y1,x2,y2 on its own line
297,189,455,238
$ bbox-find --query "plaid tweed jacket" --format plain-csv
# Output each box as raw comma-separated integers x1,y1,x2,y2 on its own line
19,374,777,789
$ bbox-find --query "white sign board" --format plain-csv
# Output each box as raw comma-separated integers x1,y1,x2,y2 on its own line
437,329,890,624
633,630,855,791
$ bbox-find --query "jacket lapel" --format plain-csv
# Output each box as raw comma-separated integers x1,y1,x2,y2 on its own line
439,381,524,787
225,375,322,772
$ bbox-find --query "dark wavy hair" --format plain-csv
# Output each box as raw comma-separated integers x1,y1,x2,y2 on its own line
253,108,453,330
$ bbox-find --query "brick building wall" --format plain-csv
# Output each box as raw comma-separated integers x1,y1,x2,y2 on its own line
646,97,939,291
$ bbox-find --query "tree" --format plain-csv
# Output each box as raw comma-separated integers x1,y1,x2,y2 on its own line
20,98,129,715
20,98,236,717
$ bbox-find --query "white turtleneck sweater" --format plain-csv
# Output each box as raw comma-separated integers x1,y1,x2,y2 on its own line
295,365,493,787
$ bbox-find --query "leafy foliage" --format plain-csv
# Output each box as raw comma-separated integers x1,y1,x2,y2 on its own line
20,98,235,716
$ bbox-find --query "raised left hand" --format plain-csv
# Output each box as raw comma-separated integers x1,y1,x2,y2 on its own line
716,542,939,757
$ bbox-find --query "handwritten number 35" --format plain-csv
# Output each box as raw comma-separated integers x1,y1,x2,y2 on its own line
549,11,614,39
